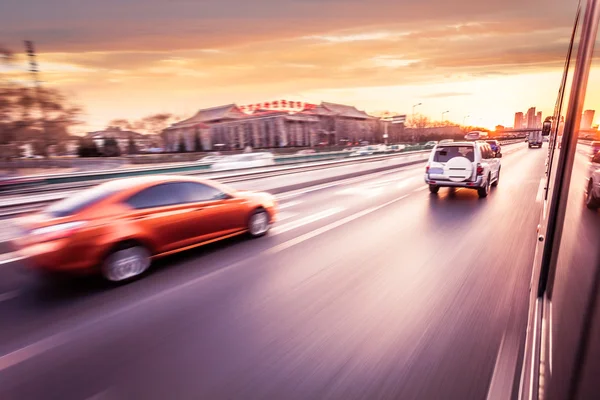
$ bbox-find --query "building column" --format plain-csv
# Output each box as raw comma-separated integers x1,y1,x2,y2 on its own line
269,121,276,147
252,122,260,148
277,118,287,147
202,128,212,151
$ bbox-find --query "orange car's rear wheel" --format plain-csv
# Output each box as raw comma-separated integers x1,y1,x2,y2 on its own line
102,243,151,282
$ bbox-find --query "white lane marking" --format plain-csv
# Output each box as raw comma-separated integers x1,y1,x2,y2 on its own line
278,200,302,210
536,178,545,203
275,165,425,200
486,330,522,400
276,211,298,222
397,177,415,189
0,290,20,303
276,175,379,200
266,194,410,255
85,388,115,400
0,253,26,265
413,185,429,192
272,207,344,235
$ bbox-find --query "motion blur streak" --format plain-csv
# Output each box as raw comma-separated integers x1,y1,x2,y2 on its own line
0,144,546,399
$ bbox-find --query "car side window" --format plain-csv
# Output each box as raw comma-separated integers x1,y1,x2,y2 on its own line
479,145,489,159
125,183,187,209
181,182,226,203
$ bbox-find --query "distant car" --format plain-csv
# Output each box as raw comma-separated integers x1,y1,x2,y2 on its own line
12,176,278,282
465,131,489,141
388,144,406,152
366,144,387,154
211,152,275,171
528,131,543,148
424,141,501,198
586,151,600,209
486,140,502,156
591,141,600,155
199,154,225,163
424,141,438,149
296,149,316,155
349,147,374,157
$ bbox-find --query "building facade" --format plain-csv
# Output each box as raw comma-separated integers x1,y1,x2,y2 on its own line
514,112,524,129
526,107,537,129
164,101,378,151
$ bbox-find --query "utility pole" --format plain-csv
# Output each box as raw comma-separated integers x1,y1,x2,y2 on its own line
25,40,48,156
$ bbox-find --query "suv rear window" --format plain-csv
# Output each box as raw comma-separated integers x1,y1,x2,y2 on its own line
45,186,117,218
433,146,475,162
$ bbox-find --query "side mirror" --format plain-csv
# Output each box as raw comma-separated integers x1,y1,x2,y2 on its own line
542,121,552,136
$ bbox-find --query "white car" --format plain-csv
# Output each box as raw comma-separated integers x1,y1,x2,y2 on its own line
424,141,501,198
586,151,600,209
349,147,374,157
388,144,406,152
211,152,275,171
199,154,225,163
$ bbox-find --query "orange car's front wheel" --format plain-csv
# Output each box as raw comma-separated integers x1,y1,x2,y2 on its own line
248,209,270,237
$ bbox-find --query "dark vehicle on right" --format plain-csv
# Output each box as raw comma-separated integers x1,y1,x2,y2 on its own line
486,139,502,156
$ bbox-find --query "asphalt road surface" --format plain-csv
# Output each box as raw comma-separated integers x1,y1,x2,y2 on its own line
0,143,548,400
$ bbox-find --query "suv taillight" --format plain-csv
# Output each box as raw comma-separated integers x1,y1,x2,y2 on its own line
476,163,484,176
425,164,430,173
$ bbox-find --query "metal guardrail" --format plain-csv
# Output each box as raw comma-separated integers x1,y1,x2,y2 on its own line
0,147,425,189
0,151,433,218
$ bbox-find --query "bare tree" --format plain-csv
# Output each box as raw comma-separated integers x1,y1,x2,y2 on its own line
0,85,82,159
132,113,174,134
108,118,133,130
409,113,431,142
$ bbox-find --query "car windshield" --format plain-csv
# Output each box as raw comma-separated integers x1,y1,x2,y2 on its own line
433,146,475,162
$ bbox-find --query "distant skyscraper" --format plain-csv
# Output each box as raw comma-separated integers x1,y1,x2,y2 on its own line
536,112,542,128
514,112,524,129
526,107,536,129
582,109,595,130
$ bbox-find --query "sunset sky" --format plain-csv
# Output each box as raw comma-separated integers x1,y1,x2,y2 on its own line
0,0,589,132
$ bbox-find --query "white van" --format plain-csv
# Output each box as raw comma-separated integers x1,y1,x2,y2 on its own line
528,131,543,148
211,152,275,171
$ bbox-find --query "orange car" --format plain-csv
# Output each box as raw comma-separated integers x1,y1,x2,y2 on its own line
13,175,277,282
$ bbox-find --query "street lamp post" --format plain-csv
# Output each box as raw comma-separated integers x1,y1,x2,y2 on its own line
412,103,422,144
383,121,389,145
412,103,422,119
442,110,449,123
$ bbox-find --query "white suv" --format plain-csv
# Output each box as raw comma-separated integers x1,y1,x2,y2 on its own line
424,141,501,198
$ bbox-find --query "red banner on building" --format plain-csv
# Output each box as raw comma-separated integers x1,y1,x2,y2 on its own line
239,100,317,114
